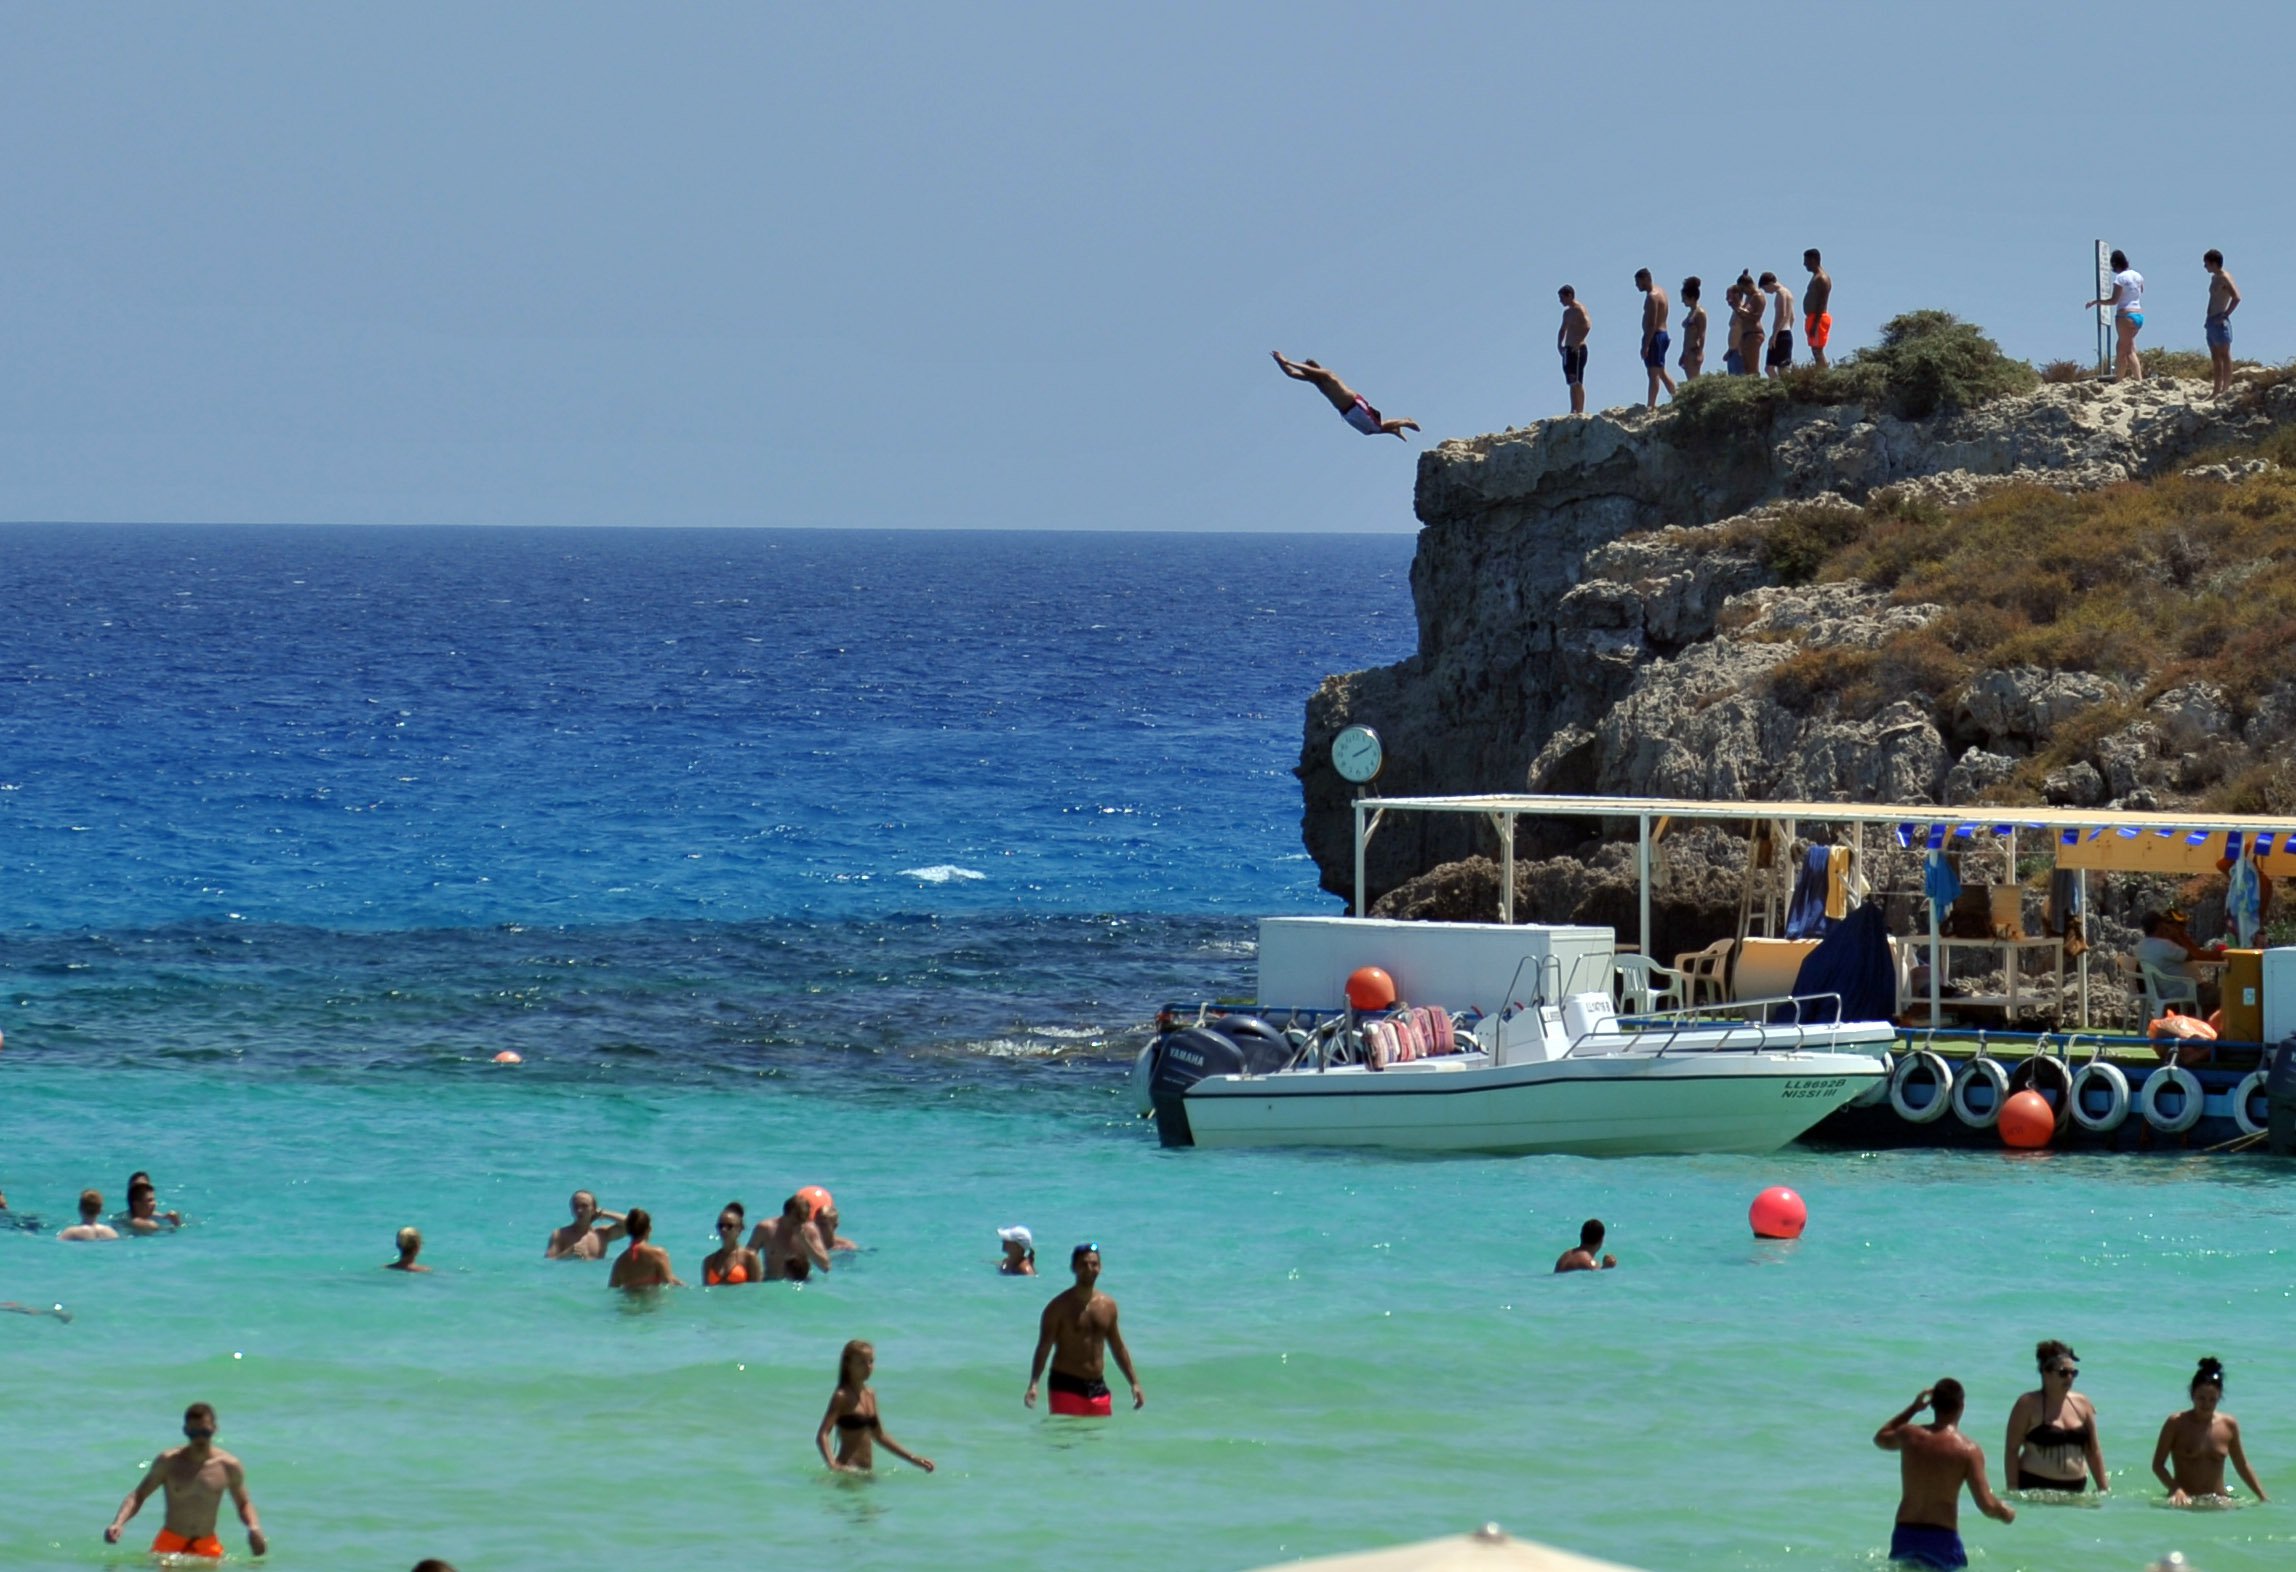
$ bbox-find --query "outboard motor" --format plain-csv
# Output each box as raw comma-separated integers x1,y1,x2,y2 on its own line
1145,1014,1295,1147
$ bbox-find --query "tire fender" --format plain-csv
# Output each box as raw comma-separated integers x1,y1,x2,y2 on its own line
1889,1050,1955,1124
2138,1064,2205,1135
2068,1061,2131,1134
1952,1056,2012,1129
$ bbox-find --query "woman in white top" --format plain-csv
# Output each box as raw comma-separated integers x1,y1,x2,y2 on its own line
2084,249,2145,381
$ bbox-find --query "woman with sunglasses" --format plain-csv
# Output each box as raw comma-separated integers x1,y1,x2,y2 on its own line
701,1203,763,1286
2151,1356,2267,1505
2006,1340,2108,1493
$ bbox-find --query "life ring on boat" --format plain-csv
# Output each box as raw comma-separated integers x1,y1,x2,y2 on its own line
1952,1056,2012,1129
2067,1060,2131,1134
2138,1064,2206,1135
2232,1069,2271,1137
1850,1050,1897,1108
1888,1051,1955,1124
2007,1053,2075,1130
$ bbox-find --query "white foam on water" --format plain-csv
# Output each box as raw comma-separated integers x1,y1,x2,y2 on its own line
898,865,988,884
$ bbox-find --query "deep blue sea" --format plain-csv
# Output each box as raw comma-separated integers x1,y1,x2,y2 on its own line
7,526,2292,1572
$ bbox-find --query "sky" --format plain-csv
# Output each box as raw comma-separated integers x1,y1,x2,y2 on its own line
3,1,2294,532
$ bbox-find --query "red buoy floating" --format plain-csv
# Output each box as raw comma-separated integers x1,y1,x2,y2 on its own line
1999,1088,2054,1149
1750,1185,1807,1239
492,1050,523,1065
1345,966,1397,1011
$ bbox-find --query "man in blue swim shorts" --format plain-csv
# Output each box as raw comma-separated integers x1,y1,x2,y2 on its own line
2204,249,2242,398
1634,268,1676,412
1874,1378,2014,1569
1557,285,1591,414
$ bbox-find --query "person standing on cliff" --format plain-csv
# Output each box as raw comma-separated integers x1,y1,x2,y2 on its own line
1734,273,1766,377
1635,269,1676,411
2204,251,2241,397
2084,250,2145,382
1678,277,1707,380
1557,286,1591,414
1761,271,1796,377
1803,250,1834,369
1721,282,1745,375
1269,352,1420,439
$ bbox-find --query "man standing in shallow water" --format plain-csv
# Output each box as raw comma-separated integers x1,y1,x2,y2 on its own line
1025,1244,1143,1416
104,1401,268,1559
544,1190,626,1259
1874,1379,2012,1570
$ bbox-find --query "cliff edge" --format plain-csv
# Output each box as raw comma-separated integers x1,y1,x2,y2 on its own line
1300,345,2296,917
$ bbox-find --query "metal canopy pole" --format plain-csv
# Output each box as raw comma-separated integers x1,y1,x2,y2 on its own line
1354,801,1387,918
1493,812,1516,925
1637,814,1652,959
1928,869,1944,1028
2078,867,2091,1027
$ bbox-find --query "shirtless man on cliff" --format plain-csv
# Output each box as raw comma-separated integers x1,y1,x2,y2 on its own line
1557,286,1591,414
1761,271,1797,378
1635,269,1677,411
1803,250,1834,369
1025,1244,1144,1416
1873,1380,2012,1570
2204,251,2242,397
544,1190,626,1260
104,1402,268,1559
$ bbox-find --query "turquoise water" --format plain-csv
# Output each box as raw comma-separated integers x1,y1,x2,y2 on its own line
6,1058,2294,1572
4,526,2293,1572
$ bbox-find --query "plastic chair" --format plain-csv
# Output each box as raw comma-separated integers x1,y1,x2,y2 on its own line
1613,954,1688,1016
1672,939,1733,1008
2140,960,2201,1022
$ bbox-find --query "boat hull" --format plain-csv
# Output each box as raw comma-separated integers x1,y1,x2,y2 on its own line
1179,1047,1890,1157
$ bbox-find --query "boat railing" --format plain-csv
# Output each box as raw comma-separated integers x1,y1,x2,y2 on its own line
1601,992,1861,1058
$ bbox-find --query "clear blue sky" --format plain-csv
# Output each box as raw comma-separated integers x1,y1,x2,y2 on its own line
4,1,2291,531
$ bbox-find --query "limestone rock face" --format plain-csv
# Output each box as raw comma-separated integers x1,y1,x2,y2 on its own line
1301,376,2296,905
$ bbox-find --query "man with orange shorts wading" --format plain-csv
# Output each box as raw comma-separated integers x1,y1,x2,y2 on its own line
1804,249,1834,369
104,1401,267,1559
1024,1243,1143,1417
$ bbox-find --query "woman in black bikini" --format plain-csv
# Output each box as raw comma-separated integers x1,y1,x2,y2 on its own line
816,1340,935,1476
2005,1339,2107,1493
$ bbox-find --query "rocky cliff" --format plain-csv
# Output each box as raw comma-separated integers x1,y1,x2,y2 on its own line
1300,370,2296,918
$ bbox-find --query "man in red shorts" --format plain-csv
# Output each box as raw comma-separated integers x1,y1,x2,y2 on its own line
1024,1243,1143,1417
104,1401,268,1558
1803,249,1834,369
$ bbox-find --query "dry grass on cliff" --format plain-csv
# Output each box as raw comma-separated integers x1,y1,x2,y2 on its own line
1764,466,2296,755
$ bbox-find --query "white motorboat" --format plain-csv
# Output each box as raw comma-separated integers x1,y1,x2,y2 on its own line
1140,991,1891,1156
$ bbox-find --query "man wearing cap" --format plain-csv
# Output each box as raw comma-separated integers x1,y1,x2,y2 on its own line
1025,1244,1143,1416
997,1226,1036,1276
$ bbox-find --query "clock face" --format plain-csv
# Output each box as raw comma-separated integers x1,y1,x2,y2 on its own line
1332,725,1383,784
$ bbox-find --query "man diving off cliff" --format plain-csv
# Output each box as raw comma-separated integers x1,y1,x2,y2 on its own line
1271,351,1420,439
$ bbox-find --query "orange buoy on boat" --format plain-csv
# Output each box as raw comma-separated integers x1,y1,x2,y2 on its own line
1999,1089,2054,1149
1344,966,1397,1011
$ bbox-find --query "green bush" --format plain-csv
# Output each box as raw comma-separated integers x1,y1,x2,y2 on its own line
1668,374,1790,447
1857,310,2039,419
1758,502,1868,584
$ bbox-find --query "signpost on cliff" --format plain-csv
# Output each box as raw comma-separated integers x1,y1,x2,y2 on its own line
2095,239,2113,374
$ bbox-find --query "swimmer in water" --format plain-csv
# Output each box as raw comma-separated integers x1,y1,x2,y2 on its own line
701,1204,763,1286
816,1340,935,1475
998,1226,1037,1276
811,1203,857,1255
607,1207,682,1290
1554,1218,1618,1273
2,1300,71,1321
2006,1339,2106,1494
545,1190,627,1260
123,1182,184,1234
752,1194,831,1280
57,1190,119,1243
2152,1356,2266,1505
104,1401,268,1559
1025,1244,1143,1415
385,1227,429,1272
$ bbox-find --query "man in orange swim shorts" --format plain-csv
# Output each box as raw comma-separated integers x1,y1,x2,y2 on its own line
1024,1244,1143,1418
104,1401,267,1558
1803,248,1834,369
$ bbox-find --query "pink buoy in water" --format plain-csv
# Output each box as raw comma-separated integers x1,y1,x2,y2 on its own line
1750,1185,1807,1240
493,1050,523,1065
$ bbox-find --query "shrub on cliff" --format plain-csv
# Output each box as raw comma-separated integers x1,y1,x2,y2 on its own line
1669,310,2035,440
